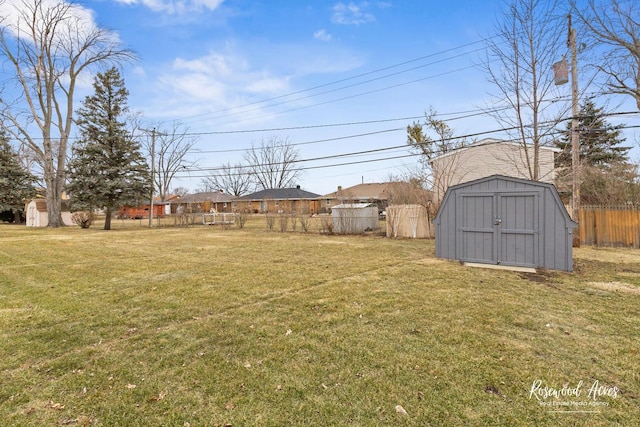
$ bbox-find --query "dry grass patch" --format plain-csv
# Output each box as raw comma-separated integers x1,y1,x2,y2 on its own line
587,281,640,295
0,220,639,426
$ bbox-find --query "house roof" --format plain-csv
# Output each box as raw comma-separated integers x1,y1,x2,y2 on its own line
429,137,561,163
237,187,321,200
26,199,72,212
171,192,235,204
323,182,402,199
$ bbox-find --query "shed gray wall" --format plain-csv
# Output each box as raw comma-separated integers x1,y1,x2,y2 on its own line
434,175,576,272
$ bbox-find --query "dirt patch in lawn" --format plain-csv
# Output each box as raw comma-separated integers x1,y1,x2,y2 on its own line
588,281,640,295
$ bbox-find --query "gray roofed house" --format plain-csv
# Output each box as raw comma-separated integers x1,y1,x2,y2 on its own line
170,191,235,213
234,186,322,214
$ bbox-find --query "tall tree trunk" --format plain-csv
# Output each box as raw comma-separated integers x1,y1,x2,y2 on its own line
104,206,112,230
43,150,63,227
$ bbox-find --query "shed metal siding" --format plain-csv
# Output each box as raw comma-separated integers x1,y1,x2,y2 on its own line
434,175,577,272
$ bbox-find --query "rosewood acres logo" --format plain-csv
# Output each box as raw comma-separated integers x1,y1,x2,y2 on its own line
529,379,619,411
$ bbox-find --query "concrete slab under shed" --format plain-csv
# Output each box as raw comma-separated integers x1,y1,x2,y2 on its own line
463,262,537,273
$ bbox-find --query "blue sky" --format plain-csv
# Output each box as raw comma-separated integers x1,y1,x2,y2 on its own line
56,1,640,194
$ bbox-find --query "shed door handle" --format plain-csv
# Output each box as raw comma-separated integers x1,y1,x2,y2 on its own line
494,218,502,225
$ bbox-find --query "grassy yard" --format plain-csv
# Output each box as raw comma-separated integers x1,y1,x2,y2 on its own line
0,218,639,426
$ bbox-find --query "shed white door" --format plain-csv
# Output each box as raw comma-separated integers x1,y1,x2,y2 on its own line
457,191,540,267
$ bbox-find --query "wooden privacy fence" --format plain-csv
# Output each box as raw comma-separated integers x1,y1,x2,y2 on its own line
579,205,640,247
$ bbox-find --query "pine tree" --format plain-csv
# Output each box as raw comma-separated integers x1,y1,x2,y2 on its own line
66,67,150,230
0,132,37,222
555,100,639,205
555,100,630,168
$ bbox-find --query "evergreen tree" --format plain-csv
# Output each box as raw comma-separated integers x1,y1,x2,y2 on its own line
555,100,640,205
66,67,150,230
0,132,37,222
555,100,630,168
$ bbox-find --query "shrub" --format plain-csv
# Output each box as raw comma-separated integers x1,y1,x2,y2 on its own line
71,211,94,228
289,213,297,231
299,215,311,233
278,214,288,232
321,216,334,235
235,211,248,229
265,213,276,231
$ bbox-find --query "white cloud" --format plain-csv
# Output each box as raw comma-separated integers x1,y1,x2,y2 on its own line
313,29,332,42
331,2,376,25
131,36,367,121
146,49,292,120
0,0,99,39
245,76,290,94
113,0,224,14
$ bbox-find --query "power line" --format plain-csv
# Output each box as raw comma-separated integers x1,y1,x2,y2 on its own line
203,65,479,128
177,108,640,156
149,91,632,140
191,128,405,154
187,50,488,127
178,38,497,124
177,120,640,179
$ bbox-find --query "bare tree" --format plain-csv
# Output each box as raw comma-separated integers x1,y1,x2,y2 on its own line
141,122,198,202
572,0,640,109
171,186,190,197
406,108,466,203
384,177,431,206
244,136,301,190
199,162,253,196
407,108,465,159
0,0,135,226
481,0,567,181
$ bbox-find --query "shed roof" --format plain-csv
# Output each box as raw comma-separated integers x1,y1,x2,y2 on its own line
332,203,376,209
434,174,577,227
26,199,72,212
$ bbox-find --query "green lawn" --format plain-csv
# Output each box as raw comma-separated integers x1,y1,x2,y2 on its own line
1,219,639,426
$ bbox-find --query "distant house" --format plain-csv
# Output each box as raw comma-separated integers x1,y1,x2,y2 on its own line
234,186,322,214
117,203,165,219
118,195,180,219
429,138,560,202
25,199,73,227
170,191,235,214
322,182,432,214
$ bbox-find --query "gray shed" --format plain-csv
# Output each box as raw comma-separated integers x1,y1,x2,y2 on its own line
434,175,577,272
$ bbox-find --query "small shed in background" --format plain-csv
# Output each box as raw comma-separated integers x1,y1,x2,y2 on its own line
386,204,432,238
434,175,577,272
26,199,73,227
331,203,379,234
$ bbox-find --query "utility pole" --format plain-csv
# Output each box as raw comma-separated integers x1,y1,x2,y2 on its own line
149,128,156,228
140,127,161,228
569,14,580,245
